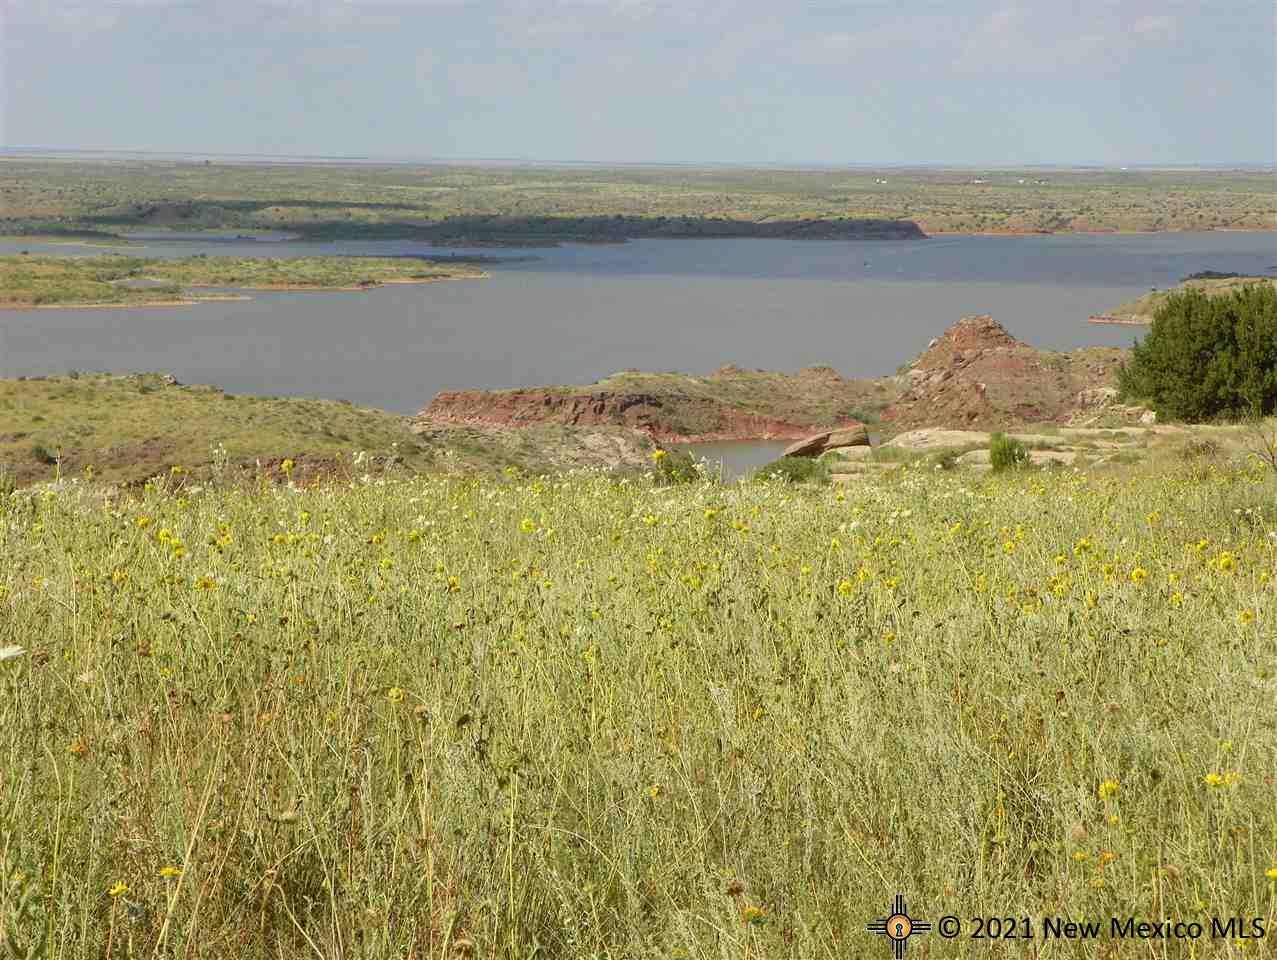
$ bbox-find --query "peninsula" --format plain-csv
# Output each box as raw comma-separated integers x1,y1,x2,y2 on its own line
0,254,486,309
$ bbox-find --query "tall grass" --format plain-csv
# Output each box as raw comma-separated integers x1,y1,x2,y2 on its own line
1,463,1274,957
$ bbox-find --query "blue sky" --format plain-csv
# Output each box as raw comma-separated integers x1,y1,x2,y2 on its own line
3,0,1273,165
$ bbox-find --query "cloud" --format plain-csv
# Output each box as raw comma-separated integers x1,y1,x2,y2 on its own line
1132,14,1174,35
952,2,1112,73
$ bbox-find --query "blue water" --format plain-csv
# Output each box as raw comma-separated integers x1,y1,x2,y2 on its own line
1,231,1273,414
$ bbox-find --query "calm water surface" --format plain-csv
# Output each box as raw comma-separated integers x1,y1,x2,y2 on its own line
1,232,1273,414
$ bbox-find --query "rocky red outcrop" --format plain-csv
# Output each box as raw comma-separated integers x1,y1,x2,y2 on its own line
417,315,1127,443
419,388,830,442
880,315,1126,432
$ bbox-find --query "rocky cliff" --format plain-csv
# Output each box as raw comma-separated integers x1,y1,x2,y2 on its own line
417,366,891,442
881,315,1128,432
417,316,1130,442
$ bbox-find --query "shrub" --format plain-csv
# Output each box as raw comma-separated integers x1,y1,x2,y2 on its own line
30,443,57,465
754,455,830,484
1118,284,1277,421
652,449,701,485
989,433,1028,472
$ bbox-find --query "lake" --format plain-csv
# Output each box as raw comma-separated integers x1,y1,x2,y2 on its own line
1,232,1273,415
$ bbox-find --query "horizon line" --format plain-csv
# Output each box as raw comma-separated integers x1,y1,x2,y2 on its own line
2,145,1273,172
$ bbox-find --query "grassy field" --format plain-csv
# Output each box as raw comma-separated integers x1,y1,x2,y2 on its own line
1,157,1273,241
0,255,484,308
0,452,1274,957
0,374,655,486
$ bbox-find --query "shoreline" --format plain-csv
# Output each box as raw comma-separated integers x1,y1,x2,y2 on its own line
0,294,253,311
0,272,488,311
1088,314,1150,326
5,227,1273,251
925,225,1276,238
181,272,488,292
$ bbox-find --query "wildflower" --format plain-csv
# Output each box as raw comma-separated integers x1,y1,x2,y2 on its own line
387,686,406,704
1266,868,1277,880
1099,850,1117,866
281,458,295,475
648,784,662,799
519,518,535,533
703,508,718,521
159,866,182,878
1203,773,1225,787
1097,779,1119,801
108,882,129,898
1129,567,1148,584
1072,851,1089,862
836,579,853,595
1238,609,1255,625
742,904,766,925
652,450,667,461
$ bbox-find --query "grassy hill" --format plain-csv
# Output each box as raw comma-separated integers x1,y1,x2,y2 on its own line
0,455,1272,955
0,373,652,486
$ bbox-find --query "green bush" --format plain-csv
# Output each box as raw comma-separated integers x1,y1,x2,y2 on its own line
653,449,702,485
989,433,1028,472
754,455,831,484
30,443,57,465
1118,284,1277,421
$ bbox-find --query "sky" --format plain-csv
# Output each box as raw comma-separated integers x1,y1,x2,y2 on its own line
2,0,1274,166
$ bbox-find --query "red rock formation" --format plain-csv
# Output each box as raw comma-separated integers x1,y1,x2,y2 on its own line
881,315,1126,432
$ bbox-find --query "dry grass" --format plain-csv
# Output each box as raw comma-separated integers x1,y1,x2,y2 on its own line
1,459,1274,957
